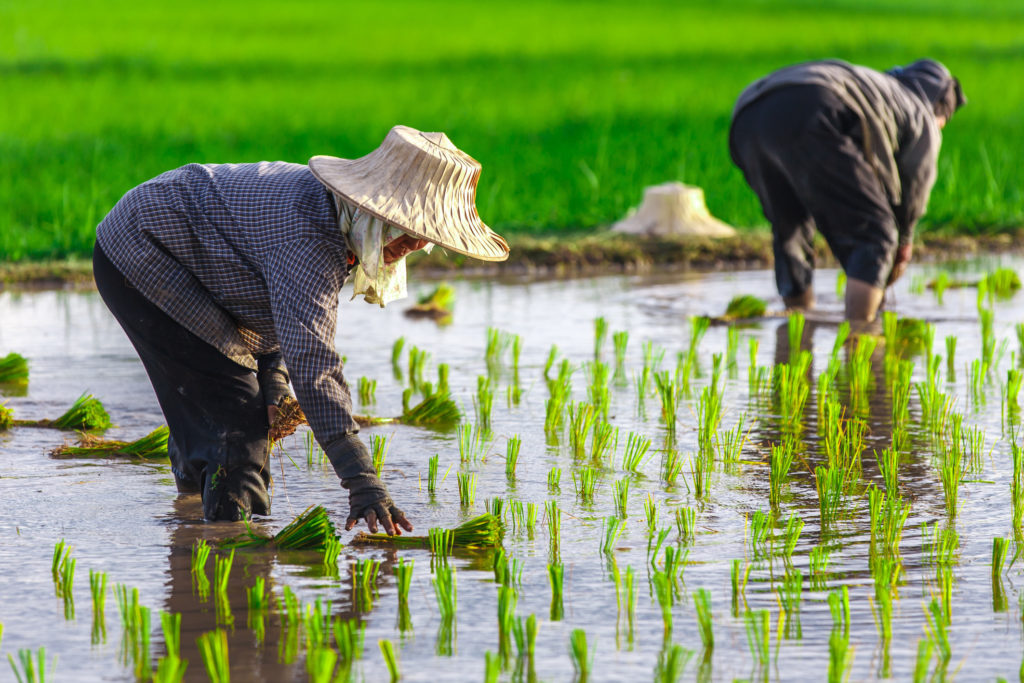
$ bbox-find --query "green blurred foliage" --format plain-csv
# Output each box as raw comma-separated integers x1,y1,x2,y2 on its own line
1,0,1022,260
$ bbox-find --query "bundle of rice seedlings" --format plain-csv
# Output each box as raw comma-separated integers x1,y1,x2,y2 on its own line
0,403,12,431
274,389,461,434
268,396,307,442
0,352,29,386
404,283,455,322
724,295,768,320
17,393,112,431
50,426,169,459
224,505,339,551
350,513,504,549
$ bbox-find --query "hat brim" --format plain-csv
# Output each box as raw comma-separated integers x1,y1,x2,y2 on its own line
309,155,510,263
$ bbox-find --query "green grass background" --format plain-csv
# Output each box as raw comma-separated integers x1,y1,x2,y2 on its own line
1,0,1022,260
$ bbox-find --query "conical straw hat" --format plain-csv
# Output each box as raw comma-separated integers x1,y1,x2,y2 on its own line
309,125,509,262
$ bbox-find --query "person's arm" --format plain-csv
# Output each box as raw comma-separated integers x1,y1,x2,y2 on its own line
256,352,290,424
263,240,412,535
890,113,940,280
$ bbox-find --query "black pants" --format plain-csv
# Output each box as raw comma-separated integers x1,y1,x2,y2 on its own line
730,84,899,298
93,243,271,521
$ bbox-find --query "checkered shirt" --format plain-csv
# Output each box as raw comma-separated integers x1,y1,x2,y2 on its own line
96,161,360,444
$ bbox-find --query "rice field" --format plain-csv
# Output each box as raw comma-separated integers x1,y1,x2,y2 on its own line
2,257,1024,680
2,0,1024,261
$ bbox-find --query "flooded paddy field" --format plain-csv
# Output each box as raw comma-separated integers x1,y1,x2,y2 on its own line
1,259,1023,682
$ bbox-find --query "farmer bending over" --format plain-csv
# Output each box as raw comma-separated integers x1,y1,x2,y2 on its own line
729,59,965,321
93,125,509,528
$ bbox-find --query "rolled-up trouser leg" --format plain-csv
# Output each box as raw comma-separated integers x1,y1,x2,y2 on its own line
92,243,271,521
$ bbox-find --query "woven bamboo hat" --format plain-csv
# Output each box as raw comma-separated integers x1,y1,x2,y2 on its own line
309,125,509,262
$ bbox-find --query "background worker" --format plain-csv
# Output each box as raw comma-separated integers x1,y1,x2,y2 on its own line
93,125,509,529
729,59,965,321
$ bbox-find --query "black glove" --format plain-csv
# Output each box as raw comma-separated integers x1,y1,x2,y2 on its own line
326,433,412,535
257,353,292,409
341,473,410,534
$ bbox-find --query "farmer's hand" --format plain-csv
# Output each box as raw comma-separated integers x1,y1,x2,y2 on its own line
887,243,913,286
342,473,414,536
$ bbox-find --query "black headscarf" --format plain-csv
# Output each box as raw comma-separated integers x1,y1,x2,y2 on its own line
887,59,966,122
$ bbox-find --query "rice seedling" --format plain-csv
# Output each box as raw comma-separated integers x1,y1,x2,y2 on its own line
512,613,539,667
696,384,723,458
486,497,505,521
644,497,658,535
747,510,772,560
226,505,338,551
8,647,52,683
0,351,28,387
992,537,1010,612
391,337,405,378
780,512,804,558
245,578,267,642
160,611,182,661
548,466,562,493
354,514,504,550
306,648,338,683
51,539,69,585
693,587,714,650
923,598,952,669
984,267,1022,298
828,586,851,637
429,528,454,563
486,326,516,371
493,550,523,589
612,330,629,369
197,629,230,683
568,402,597,459
457,471,477,507
548,562,564,622
621,431,651,474
724,294,766,320
868,487,910,560
612,478,630,519
827,626,854,683
744,609,770,673
601,516,623,555
815,465,846,530
772,357,811,429
922,522,960,566
769,441,795,510
370,433,389,476
358,376,377,405
483,650,500,683
938,443,964,520
731,559,751,616
56,548,76,619
651,569,675,634
871,563,895,648
504,434,521,481
779,570,803,640
153,654,188,683
496,585,518,661
573,466,598,503
689,450,713,500
914,638,935,683
333,617,365,669
653,371,678,432
89,569,107,644
406,282,455,322
648,528,671,570
661,448,684,487
569,629,594,681
475,375,494,430
673,507,696,544
353,557,381,612
593,316,609,360
190,540,211,600
378,639,401,682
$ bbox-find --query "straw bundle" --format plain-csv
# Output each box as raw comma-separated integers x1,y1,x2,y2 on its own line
50,426,169,459
350,513,504,549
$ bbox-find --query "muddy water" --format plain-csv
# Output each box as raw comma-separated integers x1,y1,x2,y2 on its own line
0,260,1022,681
